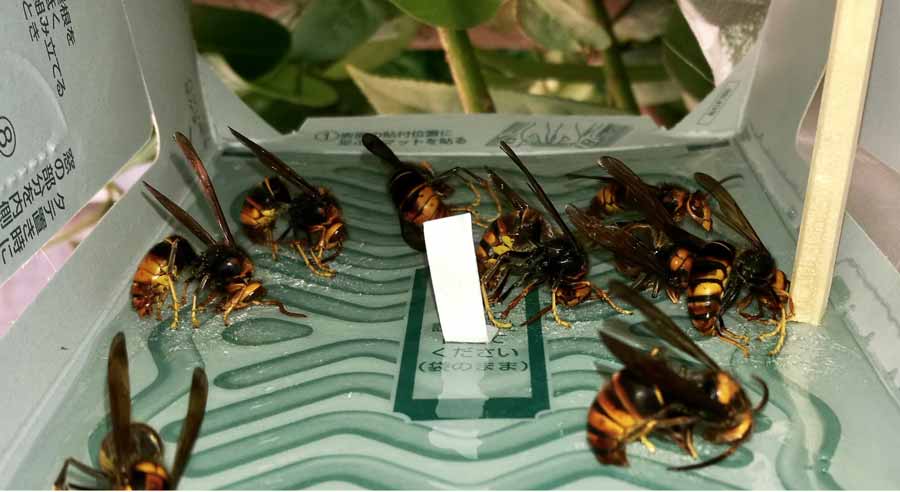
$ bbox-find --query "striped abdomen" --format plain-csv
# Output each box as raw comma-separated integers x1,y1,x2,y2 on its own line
476,212,519,265
390,170,449,225
667,245,695,283
687,241,736,334
477,209,543,261
587,372,663,466
240,177,290,243
131,236,196,317
589,181,626,217
476,210,543,294
131,248,171,317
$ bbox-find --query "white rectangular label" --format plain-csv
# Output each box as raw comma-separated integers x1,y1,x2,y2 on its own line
423,213,490,343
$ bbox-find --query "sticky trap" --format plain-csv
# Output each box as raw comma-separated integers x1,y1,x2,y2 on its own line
3,138,899,489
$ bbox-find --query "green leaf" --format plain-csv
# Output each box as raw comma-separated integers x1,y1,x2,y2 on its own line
241,79,374,133
476,50,668,83
515,0,612,53
254,64,340,107
191,5,291,79
386,0,503,28
290,0,399,63
661,8,714,100
206,55,338,108
322,16,420,79
347,65,622,114
375,50,454,83
613,0,676,43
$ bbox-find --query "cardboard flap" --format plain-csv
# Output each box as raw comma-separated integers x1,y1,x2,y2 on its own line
286,114,660,155
860,0,900,175
122,0,215,177
667,43,759,138
741,0,835,204
0,1,153,284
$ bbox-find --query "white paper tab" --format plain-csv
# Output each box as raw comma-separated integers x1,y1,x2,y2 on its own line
424,213,490,343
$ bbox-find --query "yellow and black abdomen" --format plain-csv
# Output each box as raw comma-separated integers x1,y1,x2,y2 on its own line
390,169,448,225
476,213,516,264
240,177,290,242
132,247,171,317
131,236,196,317
665,245,695,299
589,181,626,217
587,372,663,466
687,241,735,334
476,212,521,295
476,209,544,270
98,422,169,489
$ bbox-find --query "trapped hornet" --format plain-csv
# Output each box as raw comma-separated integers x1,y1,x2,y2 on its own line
588,282,768,470
142,133,305,327
231,127,346,277
54,332,207,490
600,157,792,355
477,142,629,329
567,170,724,232
361,133,499,251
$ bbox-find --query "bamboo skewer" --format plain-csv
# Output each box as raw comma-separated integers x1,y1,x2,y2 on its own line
791,0,883,325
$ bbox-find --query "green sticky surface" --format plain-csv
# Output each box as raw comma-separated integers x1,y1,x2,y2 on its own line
9,142,900,489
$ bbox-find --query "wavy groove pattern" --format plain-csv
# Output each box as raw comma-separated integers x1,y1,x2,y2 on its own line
220,452,738,490
221,318,313,346
334,249,425,270
765,372,843,489
252,255,412,295
160,372,393,441
263,285,408,323
184,407,752,478
214,339,400,389
185,409,577,476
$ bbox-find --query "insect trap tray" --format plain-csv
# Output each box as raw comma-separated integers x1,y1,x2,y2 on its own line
4,0,900,488
4,137,900,489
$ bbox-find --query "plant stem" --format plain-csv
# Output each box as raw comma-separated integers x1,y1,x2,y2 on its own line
589,0,639,114
437,28,496,113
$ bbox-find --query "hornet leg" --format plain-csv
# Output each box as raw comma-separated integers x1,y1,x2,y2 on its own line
551,287,572,328
292,241,334,278
589,283,632,315
714,318,750,358
54,458,108,490
165,238,181,328
482,282,512,329
191,275,210,328
757,305,788,356
500,281,540,319
222,283,251,326
267,228,279,260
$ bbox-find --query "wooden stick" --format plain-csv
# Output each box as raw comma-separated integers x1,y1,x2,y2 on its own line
791,0,883,325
